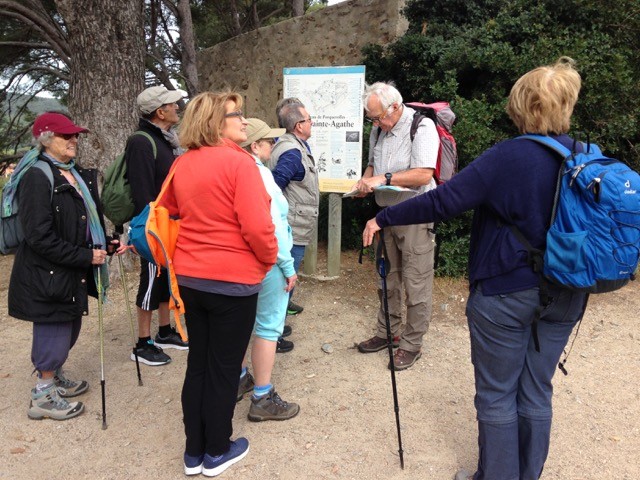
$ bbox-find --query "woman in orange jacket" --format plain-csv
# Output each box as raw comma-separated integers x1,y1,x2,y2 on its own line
160,91,277,477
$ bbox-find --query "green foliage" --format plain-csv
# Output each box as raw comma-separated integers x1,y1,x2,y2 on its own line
356,0,640,277
433,212,473,278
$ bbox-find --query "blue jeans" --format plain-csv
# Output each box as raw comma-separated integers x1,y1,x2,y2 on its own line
465,284,588,480
288,244,306,300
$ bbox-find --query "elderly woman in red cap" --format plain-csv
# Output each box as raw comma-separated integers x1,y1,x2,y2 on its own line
7,111,120,421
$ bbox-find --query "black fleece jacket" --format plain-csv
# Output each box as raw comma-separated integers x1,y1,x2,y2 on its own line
125,119,177,216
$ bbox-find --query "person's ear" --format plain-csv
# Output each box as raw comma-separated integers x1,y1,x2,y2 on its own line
251,141,260,155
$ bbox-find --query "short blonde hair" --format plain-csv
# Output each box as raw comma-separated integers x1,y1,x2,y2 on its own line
179,91,243,150
506,57,581,135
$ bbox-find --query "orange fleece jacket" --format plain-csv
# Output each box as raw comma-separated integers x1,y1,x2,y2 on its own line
159,139,277,284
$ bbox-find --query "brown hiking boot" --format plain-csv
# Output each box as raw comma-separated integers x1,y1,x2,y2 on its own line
357,335,399,353
236,372,255,402
248,389,300,422
389,348,422,371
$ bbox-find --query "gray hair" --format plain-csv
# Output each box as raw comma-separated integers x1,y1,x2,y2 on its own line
363,82,403,113
33,131,55,150
278,101,306,133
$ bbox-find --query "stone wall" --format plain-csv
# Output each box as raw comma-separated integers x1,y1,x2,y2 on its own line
198,0,407,125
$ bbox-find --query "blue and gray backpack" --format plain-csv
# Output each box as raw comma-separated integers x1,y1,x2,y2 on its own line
511,135,640,361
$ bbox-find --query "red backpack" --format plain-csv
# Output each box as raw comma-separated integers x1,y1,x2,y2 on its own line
405,101,458,184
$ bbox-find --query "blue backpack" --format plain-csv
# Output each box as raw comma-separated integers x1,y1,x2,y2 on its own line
510,135,640,361
515,135,640,293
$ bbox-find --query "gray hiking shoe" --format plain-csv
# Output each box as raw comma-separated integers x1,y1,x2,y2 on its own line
248,389,300,422
28,385,84,421
237,372,255,402
54,369,89,398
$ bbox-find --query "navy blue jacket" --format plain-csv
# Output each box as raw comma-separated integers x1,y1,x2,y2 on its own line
376,135,580,295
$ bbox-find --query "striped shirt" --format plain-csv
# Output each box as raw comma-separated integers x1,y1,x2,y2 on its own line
368,105,439,206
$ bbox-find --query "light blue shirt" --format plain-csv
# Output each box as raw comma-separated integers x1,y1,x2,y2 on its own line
255,156,296,279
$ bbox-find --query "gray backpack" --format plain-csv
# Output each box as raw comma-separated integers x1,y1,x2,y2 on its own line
0,160,54,254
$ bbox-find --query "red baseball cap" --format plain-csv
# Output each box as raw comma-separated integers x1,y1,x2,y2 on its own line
32,112,90,137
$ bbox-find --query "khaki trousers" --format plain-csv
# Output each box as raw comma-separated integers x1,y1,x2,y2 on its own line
375,223,435,352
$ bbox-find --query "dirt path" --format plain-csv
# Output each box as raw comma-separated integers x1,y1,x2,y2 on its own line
0,250,638,479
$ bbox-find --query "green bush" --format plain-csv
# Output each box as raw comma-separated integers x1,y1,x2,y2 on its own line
352,0,640,277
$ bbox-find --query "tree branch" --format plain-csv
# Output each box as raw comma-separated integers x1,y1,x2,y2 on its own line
0,2,71,65
0,40,53,49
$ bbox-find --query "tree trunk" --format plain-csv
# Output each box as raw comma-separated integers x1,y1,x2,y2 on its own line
291,0,304,17
54,0,146,172
228,0,242,37
177,0,199,96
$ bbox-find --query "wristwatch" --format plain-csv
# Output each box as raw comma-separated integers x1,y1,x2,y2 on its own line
385,172,392,186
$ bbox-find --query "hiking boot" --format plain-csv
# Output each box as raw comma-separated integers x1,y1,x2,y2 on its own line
54,369,89,398
184,453,204,476
131,340,171,366
236,372,255,402
357,335,399,353
282,324,292,338
389,348,422,371
454,469,474,480
248,389,300,422
27,385,84,421
154,327,189,350
276,337,294,353
287,300,304,316
202,437,250,477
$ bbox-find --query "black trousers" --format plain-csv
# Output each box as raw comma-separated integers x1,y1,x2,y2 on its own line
180,286,257,456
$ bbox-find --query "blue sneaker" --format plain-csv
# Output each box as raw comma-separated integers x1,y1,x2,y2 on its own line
184,453,204,476
202,438,250,477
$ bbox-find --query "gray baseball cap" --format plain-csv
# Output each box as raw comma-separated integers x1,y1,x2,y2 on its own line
137,86,184,115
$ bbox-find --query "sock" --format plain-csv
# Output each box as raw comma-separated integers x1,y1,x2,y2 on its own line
240,367,247,379
253,383,272,399
138,336,152,347
36,378,54,392
158,324,173,338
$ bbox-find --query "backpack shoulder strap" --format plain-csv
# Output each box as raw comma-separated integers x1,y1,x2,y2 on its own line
130,131,157,159
517,134,571,158
32,160,54,201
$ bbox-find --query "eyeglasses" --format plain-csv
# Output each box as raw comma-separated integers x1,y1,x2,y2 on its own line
297,117,312,125
224,110,245,119
259,139,275,146
365,105,394,124
55,133,80,140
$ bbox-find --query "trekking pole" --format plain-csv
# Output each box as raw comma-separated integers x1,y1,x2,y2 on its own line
116,251,143,386
376,229,405,469
95,246,108,430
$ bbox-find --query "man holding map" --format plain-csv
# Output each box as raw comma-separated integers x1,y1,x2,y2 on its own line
353,81,439,371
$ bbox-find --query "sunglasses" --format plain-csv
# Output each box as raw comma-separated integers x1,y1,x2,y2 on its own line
55,133,80,140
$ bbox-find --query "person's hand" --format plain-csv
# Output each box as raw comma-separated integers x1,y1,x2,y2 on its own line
115,244,134,255
363,217,381,247
346,186,369,198
355,175,384,195
106,238,120,256
284,273,298,293
92,248,108,265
